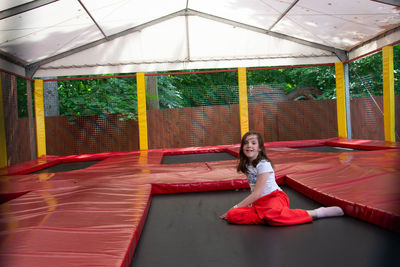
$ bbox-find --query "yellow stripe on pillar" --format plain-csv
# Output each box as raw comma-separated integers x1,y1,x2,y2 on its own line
238,67,249,137
34,80,47,157
382,46,395,143
335,62,347,138
136,73,148,150
0,74,7,167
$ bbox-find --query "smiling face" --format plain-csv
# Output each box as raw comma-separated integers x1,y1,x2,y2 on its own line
243,134,261,162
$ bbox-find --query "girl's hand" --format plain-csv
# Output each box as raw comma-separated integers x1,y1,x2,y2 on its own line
219,212,228,220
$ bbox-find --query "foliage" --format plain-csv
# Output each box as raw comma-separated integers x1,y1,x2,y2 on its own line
247,66,336,99
349,44,400,97
157,72,239,108
17,78,30,118
57,75,137,120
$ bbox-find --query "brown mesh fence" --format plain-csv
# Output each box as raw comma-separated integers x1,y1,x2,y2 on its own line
45,114,139,156
2,72,32,165
148,104,241,149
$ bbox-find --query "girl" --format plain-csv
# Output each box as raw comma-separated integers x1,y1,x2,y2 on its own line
220,131,344,225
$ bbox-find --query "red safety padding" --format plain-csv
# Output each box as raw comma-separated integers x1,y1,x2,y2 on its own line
0,184,152,267
282,152,400,231
326,137,400,150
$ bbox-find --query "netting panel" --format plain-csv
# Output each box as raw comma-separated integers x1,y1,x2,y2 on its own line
147,73,241,149
45,114,139,155
349,45,400,141
45,77,139,155
246,65,338,142
2,73,32,165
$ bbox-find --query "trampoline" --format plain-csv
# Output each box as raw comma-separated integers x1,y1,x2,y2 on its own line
161,152,237,164
296,145,364,153
132,187,399,267
0,138,399,267
32,160,101,174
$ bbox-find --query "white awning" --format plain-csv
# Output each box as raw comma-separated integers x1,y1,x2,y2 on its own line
0,0,399,77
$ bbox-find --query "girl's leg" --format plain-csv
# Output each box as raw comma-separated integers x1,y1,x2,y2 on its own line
226,206,263,224
254,190,313,226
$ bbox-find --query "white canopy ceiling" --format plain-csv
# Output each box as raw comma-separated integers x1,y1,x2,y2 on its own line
0,0,399,78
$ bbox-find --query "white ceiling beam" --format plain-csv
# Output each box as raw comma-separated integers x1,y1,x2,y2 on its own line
77,0,108,40
268,0,299,31
0,0,59,20
370,0,400,7
0,50,27,67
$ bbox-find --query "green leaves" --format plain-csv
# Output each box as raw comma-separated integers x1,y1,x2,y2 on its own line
58,76,137,120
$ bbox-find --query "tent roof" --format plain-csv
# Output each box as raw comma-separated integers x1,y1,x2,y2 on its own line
1,0,399,78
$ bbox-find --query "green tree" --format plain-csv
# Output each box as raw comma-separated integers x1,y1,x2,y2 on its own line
58,76,137,120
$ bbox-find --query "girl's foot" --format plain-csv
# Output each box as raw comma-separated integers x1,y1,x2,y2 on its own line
315,206,344,218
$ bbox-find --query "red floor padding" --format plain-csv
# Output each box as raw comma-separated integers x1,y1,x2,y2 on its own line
0,138,399,266
0,183,151,267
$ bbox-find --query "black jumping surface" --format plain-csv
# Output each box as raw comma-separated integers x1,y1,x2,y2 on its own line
32,160,101,173
296,145,364,153
161,152,237,164
131,185,399,267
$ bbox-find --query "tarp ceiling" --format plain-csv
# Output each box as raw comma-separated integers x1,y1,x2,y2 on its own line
0,0,399,78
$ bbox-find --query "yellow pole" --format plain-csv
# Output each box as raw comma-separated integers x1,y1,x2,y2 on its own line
382,46,395,142
136,73,148,150
238,67,249,137
34,79,47,157
0,74,7,167
335,62,347,138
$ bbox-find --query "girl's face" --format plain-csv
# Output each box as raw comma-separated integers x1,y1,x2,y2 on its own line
243,134,261,162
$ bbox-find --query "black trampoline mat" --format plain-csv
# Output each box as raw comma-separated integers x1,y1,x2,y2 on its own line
32,160,101,174
296,145,365,153
161,152,237,164
131,185,399,267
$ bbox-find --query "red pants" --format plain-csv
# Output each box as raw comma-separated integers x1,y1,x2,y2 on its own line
226,190,313,226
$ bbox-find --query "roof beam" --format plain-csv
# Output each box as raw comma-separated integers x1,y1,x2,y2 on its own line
187,9,348,61
349,25,400,56
77,0,108,40
0,0,59,20
268,0,299,31
0,49,27,67
370,0,400,7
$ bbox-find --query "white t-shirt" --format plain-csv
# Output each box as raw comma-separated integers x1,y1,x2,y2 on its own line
246,160,282,197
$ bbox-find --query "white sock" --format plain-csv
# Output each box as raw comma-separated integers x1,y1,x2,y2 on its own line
315,206,344,219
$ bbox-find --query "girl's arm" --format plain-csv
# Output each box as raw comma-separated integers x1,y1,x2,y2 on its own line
235,172,268,207
220,172,269,219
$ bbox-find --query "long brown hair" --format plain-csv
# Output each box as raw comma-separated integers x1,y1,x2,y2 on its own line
237,131,273,174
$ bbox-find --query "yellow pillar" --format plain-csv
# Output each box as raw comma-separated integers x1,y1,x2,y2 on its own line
382,46,395,142
238,67,249,137
136,73,148,150
335,62,347,138
34,80,47,157
0,74,7,167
